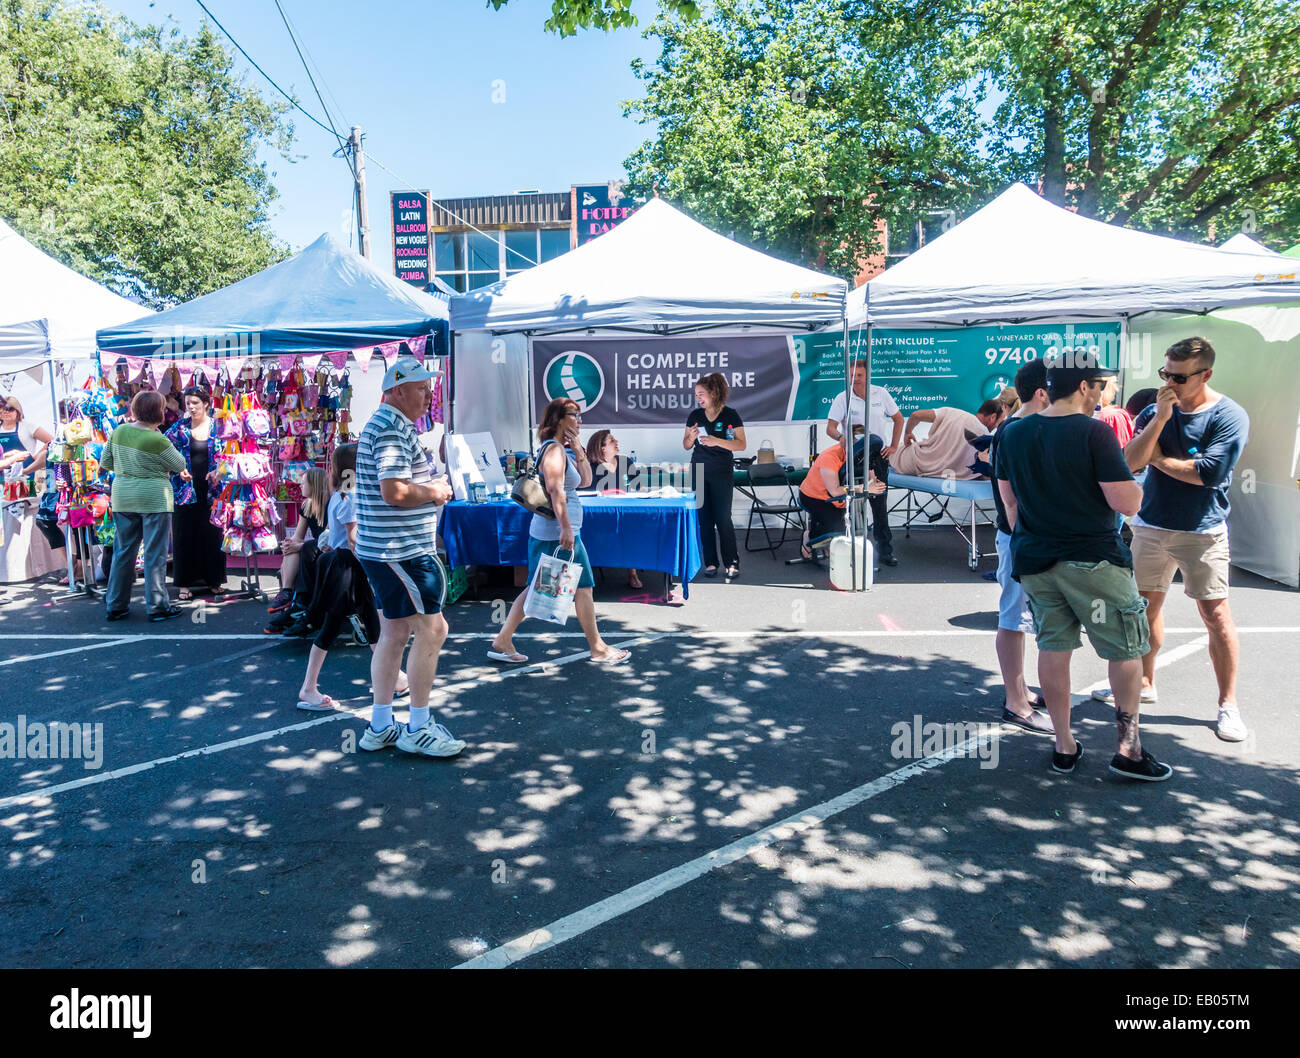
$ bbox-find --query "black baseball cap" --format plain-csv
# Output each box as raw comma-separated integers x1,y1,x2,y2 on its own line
1044,348,1118,393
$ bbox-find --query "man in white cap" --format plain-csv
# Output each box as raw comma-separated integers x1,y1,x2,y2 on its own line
354,355,465,758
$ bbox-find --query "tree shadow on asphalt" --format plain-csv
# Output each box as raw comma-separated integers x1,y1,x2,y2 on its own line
2,614,1297,969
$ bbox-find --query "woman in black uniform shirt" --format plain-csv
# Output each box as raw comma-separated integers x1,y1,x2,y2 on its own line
683,371,746,579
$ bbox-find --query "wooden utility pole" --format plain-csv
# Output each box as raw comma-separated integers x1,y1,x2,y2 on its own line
349,125,371,258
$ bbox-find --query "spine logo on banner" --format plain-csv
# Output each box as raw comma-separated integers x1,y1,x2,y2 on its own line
543,351,605,413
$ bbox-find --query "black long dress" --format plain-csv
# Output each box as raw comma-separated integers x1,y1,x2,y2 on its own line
171,444,226,591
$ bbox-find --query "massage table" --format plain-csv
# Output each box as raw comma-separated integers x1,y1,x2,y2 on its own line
885,473,997,571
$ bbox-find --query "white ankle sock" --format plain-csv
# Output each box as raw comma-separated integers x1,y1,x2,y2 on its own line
371,704,393,731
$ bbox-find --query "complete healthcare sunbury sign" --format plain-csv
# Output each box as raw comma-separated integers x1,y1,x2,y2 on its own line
792,322,1123,419
531,323,1122,428
530,335,796,427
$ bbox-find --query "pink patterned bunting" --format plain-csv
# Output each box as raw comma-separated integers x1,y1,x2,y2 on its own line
278,354,297,373
302,353,323,374
225,355,245,381
327,350,348,370
353,347,374,373
408,335,428,360
381,341,401,366
178,364,196,389
151,359,170,386
125,355,146,379
201,363,220,387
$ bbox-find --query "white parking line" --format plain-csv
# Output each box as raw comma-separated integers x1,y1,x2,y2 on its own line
456,632,1217,969
0,637,144,667
457,733,997,969
0,632,669,809
0,626,1294,643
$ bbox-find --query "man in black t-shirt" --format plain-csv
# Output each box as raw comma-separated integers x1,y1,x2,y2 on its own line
988,360,1053,735
996,349,1172,782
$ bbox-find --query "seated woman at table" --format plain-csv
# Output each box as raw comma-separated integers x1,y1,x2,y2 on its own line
798,428,885,559
487,398,630,666
584,429,642,590
265,468,328,624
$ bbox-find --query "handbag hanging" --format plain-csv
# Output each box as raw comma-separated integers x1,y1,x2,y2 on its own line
510,452,554,519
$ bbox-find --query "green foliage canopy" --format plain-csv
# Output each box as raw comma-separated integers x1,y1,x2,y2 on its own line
0,0,293,308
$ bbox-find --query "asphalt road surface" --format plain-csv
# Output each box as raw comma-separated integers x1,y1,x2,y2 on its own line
2,527,1297,969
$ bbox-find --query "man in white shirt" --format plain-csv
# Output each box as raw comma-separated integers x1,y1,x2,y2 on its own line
826,361,904,565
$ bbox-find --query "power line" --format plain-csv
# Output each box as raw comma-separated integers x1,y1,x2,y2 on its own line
366,152,538,269
273,0,343,144
278,2,350,131
193,0,341,145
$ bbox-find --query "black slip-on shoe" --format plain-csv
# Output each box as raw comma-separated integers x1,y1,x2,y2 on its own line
878,551,899,567
1051,740,1084,774
1002,705,1055,734
105,609,130,622
1108,749,1173,782
147,605,183,622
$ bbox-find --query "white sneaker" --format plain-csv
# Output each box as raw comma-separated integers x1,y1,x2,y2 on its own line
1091,685,1158,705
359,723,402,751
1216,705,1248,743
397,721,466,758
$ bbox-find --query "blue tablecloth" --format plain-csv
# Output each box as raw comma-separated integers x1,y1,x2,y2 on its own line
440,496,703,598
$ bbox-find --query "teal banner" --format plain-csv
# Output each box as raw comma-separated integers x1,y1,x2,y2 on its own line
792,322,1122,420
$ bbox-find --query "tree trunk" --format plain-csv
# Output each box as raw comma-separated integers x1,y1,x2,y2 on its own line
1041,80,1067,205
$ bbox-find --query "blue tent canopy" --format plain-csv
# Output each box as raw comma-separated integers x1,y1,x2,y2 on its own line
96,233,448,359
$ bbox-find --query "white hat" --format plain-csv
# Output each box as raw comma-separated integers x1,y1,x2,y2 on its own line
381,355,436,392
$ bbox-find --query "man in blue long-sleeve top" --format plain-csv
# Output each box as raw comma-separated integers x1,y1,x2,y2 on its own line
1110,337,1252,744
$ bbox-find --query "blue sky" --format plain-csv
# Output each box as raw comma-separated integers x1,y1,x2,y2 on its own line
106,0,661,264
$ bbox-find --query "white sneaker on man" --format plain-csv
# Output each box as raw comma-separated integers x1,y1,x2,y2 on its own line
359,723,402,751
1216,705,1248,743
397,721,466,758
1091,685,1158,705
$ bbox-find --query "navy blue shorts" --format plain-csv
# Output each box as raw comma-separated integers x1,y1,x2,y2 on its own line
359,554,447,619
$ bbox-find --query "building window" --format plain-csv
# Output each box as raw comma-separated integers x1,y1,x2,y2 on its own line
539,228,570,262
432,227,570,289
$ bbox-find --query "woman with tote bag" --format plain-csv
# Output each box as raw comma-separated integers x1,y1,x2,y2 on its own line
487,398,630,667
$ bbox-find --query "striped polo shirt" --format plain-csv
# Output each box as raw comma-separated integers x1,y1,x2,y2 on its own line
100,424,187,514
355,403,438,562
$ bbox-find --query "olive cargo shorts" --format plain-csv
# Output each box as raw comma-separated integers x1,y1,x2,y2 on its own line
1020,560,1150,660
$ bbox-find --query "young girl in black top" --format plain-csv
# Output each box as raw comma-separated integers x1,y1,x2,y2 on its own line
683,371,746,579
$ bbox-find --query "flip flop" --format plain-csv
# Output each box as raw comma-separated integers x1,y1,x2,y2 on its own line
296,694,337,712
178,589,193,601
394,680,411,698
590,648,631,666
487,650,529,664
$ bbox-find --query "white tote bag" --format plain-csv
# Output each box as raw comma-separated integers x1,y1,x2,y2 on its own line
523,545,581,625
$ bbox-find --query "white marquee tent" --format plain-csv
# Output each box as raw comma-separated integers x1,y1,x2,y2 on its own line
844,183,1300,587
450,197,846,335
847,183,1298,327
0,218,148,366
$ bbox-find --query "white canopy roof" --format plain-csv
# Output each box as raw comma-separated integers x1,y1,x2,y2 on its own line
1219,232,1281,255
0,217,149,363
848,184,1300,327
450,198,847,334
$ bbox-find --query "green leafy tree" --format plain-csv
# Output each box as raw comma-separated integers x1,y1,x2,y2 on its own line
977,0,1300,244
0,0,292,307
487,0,700,37
622,0,993,277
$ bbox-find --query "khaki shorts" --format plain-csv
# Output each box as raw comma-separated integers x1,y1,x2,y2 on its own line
1021,560,1150,661
1131,524,1230,600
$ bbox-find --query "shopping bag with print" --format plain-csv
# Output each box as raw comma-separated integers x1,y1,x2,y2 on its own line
216,394,243,440
241,393,272,438
522,546,581,626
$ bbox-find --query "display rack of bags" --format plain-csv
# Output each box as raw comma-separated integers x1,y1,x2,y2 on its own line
206,388,279,600
46,388,116,598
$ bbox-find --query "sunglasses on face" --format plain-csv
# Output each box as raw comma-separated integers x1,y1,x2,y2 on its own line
1157,367,1208,385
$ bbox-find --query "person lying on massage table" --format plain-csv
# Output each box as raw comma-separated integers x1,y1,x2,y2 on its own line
890,401,1005,479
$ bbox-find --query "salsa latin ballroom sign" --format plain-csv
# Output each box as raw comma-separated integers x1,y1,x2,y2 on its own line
391,191,430,286
530,335,799,427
